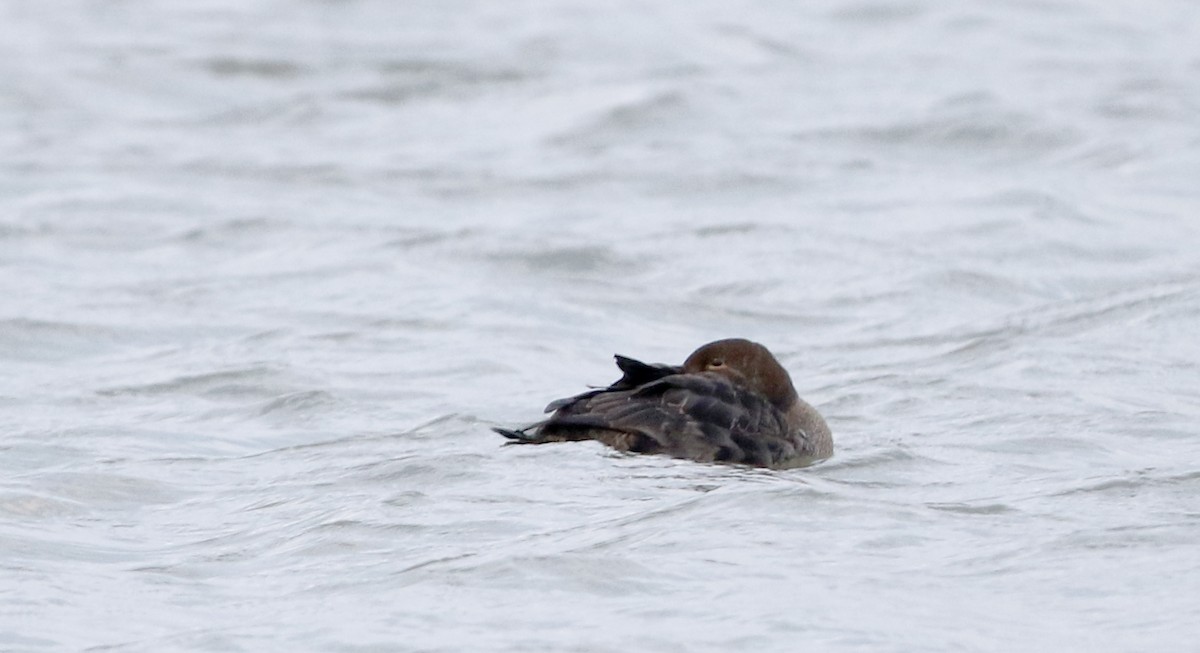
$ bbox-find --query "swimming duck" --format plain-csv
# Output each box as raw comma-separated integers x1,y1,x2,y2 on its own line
494,338,832,468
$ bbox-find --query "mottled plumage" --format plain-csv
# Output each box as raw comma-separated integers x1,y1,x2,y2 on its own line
494,338,833,468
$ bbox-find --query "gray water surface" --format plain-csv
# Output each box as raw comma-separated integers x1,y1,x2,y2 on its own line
3,1,1200,651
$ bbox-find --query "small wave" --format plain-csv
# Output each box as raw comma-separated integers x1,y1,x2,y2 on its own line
0,318,125,362
795,104,1080,160
546,87,688,148
199,56,309,79
926,501,1018,515
1049,469,1200,499
253,390,340,417
344,59,531,105
98,365,286,399
0,493,86,518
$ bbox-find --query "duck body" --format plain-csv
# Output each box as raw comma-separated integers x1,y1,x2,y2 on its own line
494,339,832,468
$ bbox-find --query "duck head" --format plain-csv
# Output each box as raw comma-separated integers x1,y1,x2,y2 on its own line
682,338,799,411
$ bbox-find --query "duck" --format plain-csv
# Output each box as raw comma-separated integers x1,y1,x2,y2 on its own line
493,338,832,468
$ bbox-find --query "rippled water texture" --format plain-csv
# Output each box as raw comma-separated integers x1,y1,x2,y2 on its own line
3,1,1200,651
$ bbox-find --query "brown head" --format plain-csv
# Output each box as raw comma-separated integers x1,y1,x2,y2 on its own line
682,338,799,411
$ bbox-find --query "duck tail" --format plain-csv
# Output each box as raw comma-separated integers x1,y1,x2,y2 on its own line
492,426,544,444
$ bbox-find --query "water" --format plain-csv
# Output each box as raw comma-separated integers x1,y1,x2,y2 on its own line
3,1,1200,650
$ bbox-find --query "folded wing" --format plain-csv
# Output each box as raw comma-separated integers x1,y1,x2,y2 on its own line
496,360,799,466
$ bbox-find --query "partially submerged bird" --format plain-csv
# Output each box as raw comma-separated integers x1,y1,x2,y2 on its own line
494,338,832,468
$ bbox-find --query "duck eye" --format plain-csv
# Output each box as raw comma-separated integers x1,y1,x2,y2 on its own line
708,358,725,368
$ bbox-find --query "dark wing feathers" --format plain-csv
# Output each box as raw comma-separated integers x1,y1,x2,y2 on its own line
504,362,799,467
541,357,679,413
611,356,681,389
544,389,600,413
